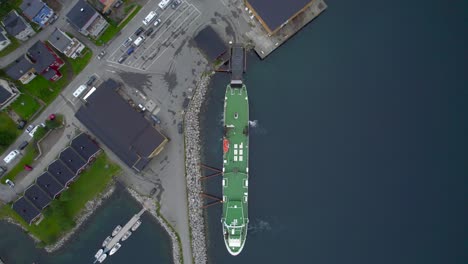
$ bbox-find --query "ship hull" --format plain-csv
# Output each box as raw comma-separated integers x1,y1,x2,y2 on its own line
222,84,249,256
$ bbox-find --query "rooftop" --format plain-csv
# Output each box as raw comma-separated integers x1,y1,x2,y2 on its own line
59,147,87,175
5,56,34,80
27,41,57,73
24,184,52,210
0,85,13,105
36,171,65,198
66,0,98,29
12,196,40,224
48,28,72,52
70,133,100,161
47,159,75,186
75,79,167,171
247,0,312,32
2,10,28,36
20,0,45,19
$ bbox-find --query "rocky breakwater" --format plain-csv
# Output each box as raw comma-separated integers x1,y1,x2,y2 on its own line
184,72,214,264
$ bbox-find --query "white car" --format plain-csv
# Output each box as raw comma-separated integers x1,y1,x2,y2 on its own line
5,179,15,188
3,150,19,164
154,18,162,27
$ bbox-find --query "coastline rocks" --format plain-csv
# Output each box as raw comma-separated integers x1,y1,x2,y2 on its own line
127,188,182,264
184,72,214,264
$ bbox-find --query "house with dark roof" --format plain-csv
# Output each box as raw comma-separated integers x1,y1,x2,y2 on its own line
0,26,11,51
1,10,35,41
36,171,65,199
71,133,101,162
6,41,64,84
66,0,109,37
0,79,19,110
59,147,87,175
48,28,86,59
245,0,315,35
24,184,52,210
20,0,55,28
47,159,76,186
12,196,41,224
75,79,168,172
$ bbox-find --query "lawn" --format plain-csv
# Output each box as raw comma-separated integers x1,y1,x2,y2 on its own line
0,112,21,154
0,144,38,184
69,48,93,74
95,5,142,46
0,38,20,58
9,93,41,120
0,153,121,244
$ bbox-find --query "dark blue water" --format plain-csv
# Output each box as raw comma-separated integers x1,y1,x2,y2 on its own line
202,0,468,263
0,186,172,264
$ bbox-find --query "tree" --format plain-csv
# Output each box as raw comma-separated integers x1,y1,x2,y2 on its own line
0,131,16,147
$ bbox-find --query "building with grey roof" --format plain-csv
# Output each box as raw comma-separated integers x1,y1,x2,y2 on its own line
245,0,315,34
59,147,87,175
0,79,19,111
12,197,41,224
47,159,76,186
48,28,86,59
24,184,52,210
66,0,109,37
36,171,64,199
20,0,54,27
75,79,168,172
70,133,101,162
1,10,35,41
0,27,11,51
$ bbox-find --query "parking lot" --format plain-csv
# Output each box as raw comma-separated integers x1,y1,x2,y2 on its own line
107,1,201,71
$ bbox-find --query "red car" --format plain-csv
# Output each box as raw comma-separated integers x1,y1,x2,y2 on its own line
24,165,33,171
48,114,56,120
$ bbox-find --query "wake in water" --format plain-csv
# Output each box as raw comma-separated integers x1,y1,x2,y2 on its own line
249,120,258,127
247,218,272,235
248,119,267,135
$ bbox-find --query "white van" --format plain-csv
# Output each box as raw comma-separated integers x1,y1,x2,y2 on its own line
143,11,157,25
3,150,19,164
158,0,171,10
133,36,145,47
73,85,87,98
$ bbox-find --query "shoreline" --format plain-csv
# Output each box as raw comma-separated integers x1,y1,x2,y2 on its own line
184,72,215,264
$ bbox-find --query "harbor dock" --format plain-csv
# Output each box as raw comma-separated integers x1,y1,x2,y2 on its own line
104,207,146,252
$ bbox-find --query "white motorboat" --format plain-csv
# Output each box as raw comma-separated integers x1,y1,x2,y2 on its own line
112,225,122,236
98,253,107,263
94,248,104,259
121,230,132,241
131,220,141,231
109,243,121,256
102,236,112,247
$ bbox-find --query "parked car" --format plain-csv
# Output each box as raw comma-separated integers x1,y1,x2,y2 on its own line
24,165,33,171
0,166,6,178
171,0,182,9
48,114,56,120
25,125,34,133
153,18,162,27
118,55,128,64
5,179,15,188
145,27,154,36
135,27,144,36
177,122,184,134
114,0,123,8
151,114,161,124
86,75,97,86
18,141,28,150
3,150,19,164
127,47,135,55
97,50,107,59
17,120,26,130
133,36,145,47
123,37,133,47
138,104,146,112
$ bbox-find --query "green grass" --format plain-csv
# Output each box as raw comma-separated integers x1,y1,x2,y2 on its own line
0,153,121,244
9,94,41,120
69,48,93,74
95,5,142,46
0,112,21,154
0,38,20,58
1,144,38,184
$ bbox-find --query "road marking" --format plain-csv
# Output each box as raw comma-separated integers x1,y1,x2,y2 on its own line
106,69,116,73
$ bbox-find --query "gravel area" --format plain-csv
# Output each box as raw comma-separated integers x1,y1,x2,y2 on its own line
127,188,182,264
184,72,215,264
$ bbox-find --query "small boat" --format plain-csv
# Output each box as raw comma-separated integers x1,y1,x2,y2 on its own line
109,243,121,256
131,220,141,231
95,248,104,259
98,253,107,263
102,236,112,247
121,230,132,241
112,225,122,236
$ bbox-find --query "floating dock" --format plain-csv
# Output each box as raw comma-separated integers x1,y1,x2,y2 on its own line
103,208,146,252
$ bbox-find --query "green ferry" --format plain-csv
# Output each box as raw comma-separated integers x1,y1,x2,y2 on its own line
222,80,249,256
